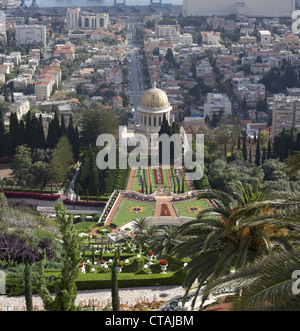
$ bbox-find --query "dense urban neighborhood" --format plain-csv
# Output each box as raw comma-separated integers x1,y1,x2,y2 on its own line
1,0,300,313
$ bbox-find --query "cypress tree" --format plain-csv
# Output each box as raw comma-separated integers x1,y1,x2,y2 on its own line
60,114,66,137
47,120,54,149
18,120,26,147
242,130,247,161
52,110,61,145
267,137,272,159
249,146,252,163
111,250,120,311
67,115,75,145
73,127,80,161
296,132,300,151
279,129,286,161
37,203,81,311
9,112,19,155
255,135,261,166
37,115,46,149
25,111,32,146
181,177,185,194
24,261,33,312
262,147,267,164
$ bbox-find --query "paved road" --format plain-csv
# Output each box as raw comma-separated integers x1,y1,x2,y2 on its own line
127,23,144,124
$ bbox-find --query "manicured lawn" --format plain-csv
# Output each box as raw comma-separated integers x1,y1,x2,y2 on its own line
173,199,209,218
112,198,155,227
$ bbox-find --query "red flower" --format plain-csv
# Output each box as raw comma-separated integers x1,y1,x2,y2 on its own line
148,250,154,256
160,260,168,265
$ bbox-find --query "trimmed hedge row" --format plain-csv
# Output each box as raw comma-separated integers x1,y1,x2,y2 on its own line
0,187,59,194
1,191,61,201
5,271,184,297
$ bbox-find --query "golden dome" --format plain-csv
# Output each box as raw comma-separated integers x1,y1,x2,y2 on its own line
140,83,170,110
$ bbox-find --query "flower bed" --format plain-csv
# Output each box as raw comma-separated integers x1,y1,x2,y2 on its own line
154,168,164,185
1,190,61,201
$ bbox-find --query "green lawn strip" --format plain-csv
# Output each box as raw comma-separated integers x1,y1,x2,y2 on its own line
112,198,155,227
131,169,142,192
173,199,209,218
74,222,99,233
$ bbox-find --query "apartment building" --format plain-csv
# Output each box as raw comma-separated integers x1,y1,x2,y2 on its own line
154,23,180,38
15,25,47,47
272,95,300,138
9,99,30,120
35,62,62,101
67,7,81,30
201,31,221,45
204,93,232,119
35,80,52,101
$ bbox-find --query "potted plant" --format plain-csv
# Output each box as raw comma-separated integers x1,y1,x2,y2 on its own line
99,259,106,268
79,261,86,274
117,262,124,273
147,250,154,264
160,259,168,274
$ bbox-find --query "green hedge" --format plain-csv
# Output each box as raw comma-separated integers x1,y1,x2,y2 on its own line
5,271,184,297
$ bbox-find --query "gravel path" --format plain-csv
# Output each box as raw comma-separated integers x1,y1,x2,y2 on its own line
0,286,186,311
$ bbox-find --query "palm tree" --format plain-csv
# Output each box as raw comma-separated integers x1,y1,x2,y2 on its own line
199,248,300,311
131,217,149,234
191,188,300,310
174,180,293,307
282,152,300,178
147,225,181,258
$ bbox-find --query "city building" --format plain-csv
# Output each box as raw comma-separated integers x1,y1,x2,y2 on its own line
9,99,30,120
201,31,221,45
15,25,47,47
53,44,75,61
204,93,232,120
35,80,52,101
155,23,180,38
183,0,295,18
272,95,300,138
81,12,109,30
0,10,6,41
259,30,272,44
67,7,81,30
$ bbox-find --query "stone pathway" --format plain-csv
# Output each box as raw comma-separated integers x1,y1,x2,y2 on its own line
126,168,136,191
0,286,187,311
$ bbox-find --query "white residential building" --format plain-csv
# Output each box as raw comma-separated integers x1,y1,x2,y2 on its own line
0,11,6,38
169,33,193,45
13,74,33,89
35,80,52,101
155,23,180,38
15,25,47,47
259,30,272,44
201,31,221,45
9,99,30,120
67,7,81,30
204,93,232,119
